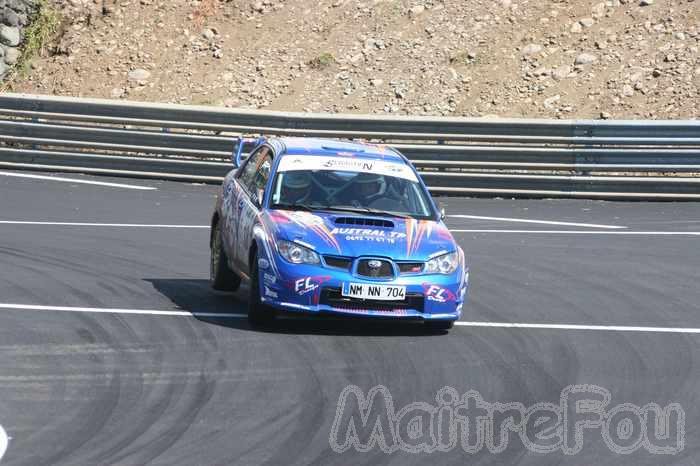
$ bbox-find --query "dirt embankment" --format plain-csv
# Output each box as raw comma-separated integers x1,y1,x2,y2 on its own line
10,0,700,119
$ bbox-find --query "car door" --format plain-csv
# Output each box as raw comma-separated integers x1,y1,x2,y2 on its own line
233,146,274,273
220,146,266,274
219,169,240,265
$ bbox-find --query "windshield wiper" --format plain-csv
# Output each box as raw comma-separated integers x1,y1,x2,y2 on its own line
270,203,313,212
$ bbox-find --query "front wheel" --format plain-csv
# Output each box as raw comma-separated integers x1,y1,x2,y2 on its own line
425,320,454,332
248,251,276,327
210,222,241,291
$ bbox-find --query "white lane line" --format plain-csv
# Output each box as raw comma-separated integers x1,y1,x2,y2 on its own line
0,221,208,228
449,214,626,229
6,303,700,334
4,303,700,335
0,171,157,190
451,229,700,235
455,321,700,334
0,303,246,318
0,424,7,462
2,222,697,236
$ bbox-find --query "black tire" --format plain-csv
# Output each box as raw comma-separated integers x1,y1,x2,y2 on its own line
248,251,276,327
210,222,241,291
425,320,454,332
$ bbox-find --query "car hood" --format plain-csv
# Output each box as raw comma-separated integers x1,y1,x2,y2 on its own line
262,209,456,261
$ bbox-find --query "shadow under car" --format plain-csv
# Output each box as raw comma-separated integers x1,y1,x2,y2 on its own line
146,278,448,337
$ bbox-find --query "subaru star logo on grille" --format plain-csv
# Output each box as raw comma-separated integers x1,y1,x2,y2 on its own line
367,260,382,269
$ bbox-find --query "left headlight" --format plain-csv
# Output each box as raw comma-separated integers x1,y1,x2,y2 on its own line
278,240,320,265
424,251,459,275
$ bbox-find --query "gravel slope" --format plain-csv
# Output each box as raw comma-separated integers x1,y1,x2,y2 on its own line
11,0,700,119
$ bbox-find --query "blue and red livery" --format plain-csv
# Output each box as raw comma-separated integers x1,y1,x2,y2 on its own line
210,137,469,330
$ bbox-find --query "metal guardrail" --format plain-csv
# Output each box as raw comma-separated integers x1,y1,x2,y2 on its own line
0,93,698,199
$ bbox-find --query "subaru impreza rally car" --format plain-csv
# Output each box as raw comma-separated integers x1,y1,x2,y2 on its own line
210,137,469,330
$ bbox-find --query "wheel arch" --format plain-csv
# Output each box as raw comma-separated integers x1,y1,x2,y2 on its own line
250,223,277,276
248,241,258,275
210,211,220,248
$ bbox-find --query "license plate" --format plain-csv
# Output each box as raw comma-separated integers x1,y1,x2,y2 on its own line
342,283,406,301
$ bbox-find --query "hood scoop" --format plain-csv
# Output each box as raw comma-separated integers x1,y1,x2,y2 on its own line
334,217,394,228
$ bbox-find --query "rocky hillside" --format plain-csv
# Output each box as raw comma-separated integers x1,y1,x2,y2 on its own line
0,0,37,77
9,0,700,119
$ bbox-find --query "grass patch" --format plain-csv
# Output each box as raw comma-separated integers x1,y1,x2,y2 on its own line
379,0,403,18
307,52,336,69
2,0,60,88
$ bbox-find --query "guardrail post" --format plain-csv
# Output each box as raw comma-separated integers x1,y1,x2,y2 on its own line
573,120,594,177
30,116,39,150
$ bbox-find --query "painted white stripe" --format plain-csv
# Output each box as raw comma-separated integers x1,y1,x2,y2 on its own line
3,303,700,335
3,223,697,236
451,230,700,236
6,303,700,335
0,424,7,462
0,303,246,318
0,171,156,190
0,221,208,228
3,222,697,237
449,214,626,229
455,321,700,334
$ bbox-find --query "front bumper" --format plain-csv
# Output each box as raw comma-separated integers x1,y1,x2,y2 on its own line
257,256,469,321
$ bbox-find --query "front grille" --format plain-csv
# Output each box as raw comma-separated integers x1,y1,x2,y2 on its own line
324,255,353,271
334,217,394,228
319,287,424,312
356,259,394,278
398,262,423,274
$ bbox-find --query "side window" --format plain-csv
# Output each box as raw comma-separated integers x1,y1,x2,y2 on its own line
237,147,266,189
250,157,272,206
238,146,272,206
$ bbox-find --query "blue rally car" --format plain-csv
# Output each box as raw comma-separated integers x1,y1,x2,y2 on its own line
210,137,469,330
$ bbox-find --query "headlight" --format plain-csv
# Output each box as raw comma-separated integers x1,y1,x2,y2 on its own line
278,240,320,265
424,251,459,274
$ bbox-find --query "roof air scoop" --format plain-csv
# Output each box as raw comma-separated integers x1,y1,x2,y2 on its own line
321,145,366,153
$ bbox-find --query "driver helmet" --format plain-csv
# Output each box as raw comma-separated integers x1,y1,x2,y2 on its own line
355,172,386,197
282,171,312,201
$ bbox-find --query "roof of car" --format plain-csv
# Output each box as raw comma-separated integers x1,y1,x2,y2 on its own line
270,137,406,163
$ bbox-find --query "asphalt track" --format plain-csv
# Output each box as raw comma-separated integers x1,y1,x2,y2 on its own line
1,171,699,465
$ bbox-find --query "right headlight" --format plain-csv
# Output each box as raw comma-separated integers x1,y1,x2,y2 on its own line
278,240,320,265
424,251,459,275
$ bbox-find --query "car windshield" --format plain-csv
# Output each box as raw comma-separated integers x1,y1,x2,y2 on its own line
269,168,436,220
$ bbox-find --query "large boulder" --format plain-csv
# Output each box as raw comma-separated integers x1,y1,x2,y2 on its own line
0,24,19,46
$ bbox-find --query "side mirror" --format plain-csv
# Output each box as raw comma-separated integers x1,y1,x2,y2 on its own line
233,139,245,168
439,206,446,221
